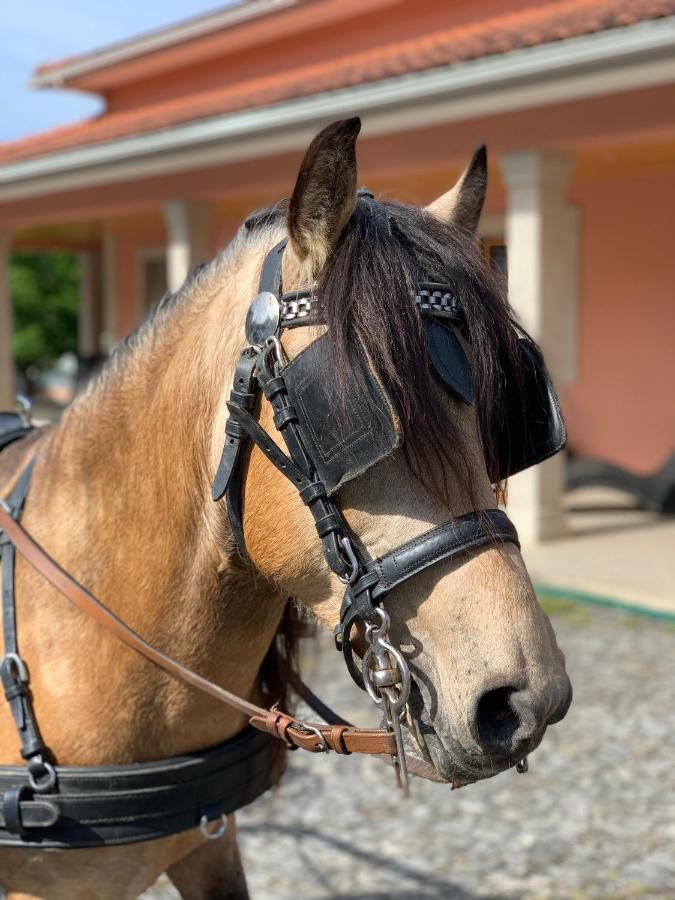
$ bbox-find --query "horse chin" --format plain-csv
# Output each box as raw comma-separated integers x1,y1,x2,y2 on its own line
411,725,513,788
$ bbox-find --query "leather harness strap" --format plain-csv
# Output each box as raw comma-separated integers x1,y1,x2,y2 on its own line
0,462,56,803
0,499,395,759
0,725,280,848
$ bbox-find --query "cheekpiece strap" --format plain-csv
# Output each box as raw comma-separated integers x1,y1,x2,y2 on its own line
258,238,287,295
212,348,258,503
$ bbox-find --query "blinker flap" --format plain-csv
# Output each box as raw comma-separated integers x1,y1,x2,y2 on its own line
282,334,402,496
425,319,474,405
423,314,566,482
487,335,566,482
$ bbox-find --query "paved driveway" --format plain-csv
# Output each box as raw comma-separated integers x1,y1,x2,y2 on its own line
147,602,675,899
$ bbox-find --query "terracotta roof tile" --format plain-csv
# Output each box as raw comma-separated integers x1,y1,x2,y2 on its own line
1,0,673,166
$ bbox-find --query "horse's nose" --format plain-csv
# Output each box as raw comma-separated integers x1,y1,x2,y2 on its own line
470,684,547,758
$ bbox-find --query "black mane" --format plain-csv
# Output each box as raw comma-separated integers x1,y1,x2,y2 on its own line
318,196,523,507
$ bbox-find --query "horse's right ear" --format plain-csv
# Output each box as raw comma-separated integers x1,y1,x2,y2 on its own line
287,117,360,278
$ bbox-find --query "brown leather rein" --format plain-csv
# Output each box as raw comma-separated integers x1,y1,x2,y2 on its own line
0,500,440,781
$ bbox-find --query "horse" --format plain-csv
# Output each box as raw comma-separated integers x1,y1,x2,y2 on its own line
0,117,572,899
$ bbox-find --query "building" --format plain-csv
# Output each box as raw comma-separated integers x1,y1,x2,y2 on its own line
1,0,674,542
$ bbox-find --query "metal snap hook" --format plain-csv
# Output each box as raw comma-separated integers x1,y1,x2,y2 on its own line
200,813,228,841
337,536,360,585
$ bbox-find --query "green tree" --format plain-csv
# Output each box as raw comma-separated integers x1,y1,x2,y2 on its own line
10,252,79,373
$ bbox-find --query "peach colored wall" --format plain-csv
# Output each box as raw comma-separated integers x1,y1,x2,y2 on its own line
111,221,166,337
110,212,240,337
565,171,675,472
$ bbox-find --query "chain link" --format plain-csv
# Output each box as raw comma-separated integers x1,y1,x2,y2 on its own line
362,608,412,795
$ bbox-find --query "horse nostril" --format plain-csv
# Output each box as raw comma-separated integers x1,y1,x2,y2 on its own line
475,686,521,754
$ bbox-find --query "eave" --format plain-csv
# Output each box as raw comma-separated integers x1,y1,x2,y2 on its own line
2,18,675,203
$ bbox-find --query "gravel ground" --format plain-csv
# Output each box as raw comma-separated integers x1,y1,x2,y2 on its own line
148,601,675,899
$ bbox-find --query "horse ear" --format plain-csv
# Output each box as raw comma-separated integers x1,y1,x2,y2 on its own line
287,117,360,276
426,145,487,236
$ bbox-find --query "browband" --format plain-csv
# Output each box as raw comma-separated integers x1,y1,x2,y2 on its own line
278,282,466,330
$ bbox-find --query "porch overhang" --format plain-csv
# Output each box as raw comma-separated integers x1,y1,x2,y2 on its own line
1,17,674,203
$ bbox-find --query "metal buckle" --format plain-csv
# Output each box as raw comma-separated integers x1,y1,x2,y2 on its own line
1,653,29,685
262,336,286,376
15,394,33,428
293,722,329,753
200,813,228,841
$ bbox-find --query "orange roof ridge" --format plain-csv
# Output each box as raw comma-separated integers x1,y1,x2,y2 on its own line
2,0,673,167
33,0,292,79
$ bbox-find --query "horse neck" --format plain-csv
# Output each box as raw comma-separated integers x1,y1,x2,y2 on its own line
24,249,287,760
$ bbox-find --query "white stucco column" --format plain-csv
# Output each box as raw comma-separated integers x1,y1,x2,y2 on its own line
78,249,103,360
0,230,14,409
101,228,117,352
163,200,212,293
501,150,578,543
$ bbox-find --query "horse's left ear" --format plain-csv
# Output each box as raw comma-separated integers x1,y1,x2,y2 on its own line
426,145,487,236
287,117,360,276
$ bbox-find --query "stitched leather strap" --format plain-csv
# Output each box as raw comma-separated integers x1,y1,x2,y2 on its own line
366,509,518,601
258,238,287,295
337,510,519,689
226,401,352,580
0,726,279,847
0,497,396,759
212,348,258,503
0,460,52,777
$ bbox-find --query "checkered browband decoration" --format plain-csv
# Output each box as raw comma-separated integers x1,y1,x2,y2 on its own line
279,283,462,329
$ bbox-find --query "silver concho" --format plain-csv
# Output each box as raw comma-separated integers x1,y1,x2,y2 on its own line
245,291,280,346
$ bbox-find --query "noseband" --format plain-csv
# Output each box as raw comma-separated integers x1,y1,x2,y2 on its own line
212,235,520,790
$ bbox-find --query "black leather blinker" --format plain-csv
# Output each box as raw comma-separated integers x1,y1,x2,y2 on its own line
425,318,474,405
282,335,402,496
487,336,566,483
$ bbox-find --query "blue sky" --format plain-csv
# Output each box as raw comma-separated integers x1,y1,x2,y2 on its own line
1,2,229,142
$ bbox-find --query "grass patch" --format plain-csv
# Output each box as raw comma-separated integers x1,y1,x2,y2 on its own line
537,592,592,624
536,584,675,629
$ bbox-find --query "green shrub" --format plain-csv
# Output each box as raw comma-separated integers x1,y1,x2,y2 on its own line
10,252,79,372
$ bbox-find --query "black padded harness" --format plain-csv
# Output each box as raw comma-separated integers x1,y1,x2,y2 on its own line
0,426,279,848
0,413,32,455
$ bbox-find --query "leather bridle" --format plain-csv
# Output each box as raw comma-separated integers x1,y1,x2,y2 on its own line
211,234,520,790
0,218,522,846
